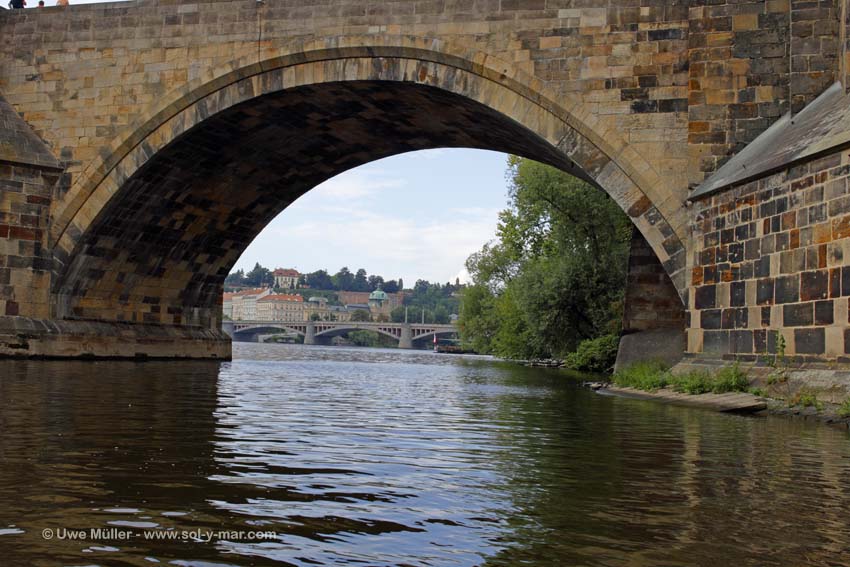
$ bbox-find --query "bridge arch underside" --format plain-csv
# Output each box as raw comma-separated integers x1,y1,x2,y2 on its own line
52,60,687,331
315,327,400,341
411,330,457,343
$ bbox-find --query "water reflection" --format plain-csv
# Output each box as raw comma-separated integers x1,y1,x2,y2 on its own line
0,343,847,566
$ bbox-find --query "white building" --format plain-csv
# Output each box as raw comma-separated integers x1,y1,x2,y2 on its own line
223,292,235,319
273,268,300,289
230,288,272,320
257,293,304,322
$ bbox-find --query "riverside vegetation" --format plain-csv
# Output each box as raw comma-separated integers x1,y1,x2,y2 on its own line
458,157,630,370
612,361,751,395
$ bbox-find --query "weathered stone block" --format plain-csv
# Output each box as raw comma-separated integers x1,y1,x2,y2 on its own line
795,327,825,354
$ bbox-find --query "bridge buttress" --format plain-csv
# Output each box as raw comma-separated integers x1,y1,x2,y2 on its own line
399,324,413,350
615,230,687,371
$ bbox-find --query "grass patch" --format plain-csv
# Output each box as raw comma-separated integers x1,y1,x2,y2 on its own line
668,371,712,394
613,361,750,395
838,398,850,418
611,360,670,391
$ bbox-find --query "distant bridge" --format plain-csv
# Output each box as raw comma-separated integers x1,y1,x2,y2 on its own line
221,321,457,349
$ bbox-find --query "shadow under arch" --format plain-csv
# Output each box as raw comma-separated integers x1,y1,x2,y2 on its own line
49,41,689,327
232,325,307,338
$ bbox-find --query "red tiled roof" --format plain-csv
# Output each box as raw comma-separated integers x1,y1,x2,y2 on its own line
273,268,300,277
230,287,270,297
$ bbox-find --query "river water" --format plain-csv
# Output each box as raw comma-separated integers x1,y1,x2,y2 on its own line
0,343,849,566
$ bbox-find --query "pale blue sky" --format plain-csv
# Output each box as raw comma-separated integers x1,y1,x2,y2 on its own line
233,149,512,285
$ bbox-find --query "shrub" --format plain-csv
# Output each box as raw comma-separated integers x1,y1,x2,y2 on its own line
838,398,850,418
564,334,620,373
612,360,670,391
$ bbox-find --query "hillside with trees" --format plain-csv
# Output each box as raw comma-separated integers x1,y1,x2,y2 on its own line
225,266,460,323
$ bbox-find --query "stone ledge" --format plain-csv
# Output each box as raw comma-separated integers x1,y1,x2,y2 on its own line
599,386,768,413
0,316,231,360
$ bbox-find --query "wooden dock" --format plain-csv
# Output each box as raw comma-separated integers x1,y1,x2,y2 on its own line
598,386,768,414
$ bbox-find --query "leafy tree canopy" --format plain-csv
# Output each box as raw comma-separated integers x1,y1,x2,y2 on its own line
458,156,631,359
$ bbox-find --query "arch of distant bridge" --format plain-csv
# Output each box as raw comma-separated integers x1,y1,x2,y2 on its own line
230,322,457,344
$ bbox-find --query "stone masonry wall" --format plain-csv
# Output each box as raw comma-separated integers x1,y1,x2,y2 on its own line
0,96,63,321
0,162,58,319
689,147,850,361
687,0,841,185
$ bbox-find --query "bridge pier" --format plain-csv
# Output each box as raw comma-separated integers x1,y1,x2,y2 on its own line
615,231,687,371
304,323,316,346
398,324,413,350
221,321,234,338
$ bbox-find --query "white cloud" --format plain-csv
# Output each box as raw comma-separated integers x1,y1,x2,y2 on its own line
455,267,472,285
240,208,497,284
309,169,406,201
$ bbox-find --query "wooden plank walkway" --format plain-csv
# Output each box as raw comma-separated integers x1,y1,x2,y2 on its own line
598,386,768,414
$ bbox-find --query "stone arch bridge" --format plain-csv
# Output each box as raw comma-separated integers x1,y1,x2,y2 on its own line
224,320,457,348
1,0,849,364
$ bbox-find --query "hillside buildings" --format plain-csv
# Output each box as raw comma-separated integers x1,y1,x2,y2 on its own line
223,287,395,323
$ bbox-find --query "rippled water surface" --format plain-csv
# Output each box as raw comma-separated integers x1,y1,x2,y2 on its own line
1,343,849,566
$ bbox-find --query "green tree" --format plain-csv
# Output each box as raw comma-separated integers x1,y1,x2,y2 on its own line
304,270,333,290
350,309,371,322
244,263,274,287
459,156,630,359
353,269,369,292
457,284,498,354
224,269,246,289
433,305,450,324
368,274,384,291
333,267,354,291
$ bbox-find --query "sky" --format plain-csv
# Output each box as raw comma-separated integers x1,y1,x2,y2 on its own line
233,149,512,286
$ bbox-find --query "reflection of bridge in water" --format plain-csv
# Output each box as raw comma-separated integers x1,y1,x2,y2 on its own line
222,321,458,349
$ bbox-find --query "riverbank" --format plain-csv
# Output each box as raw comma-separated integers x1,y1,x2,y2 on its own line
585,358,850,431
